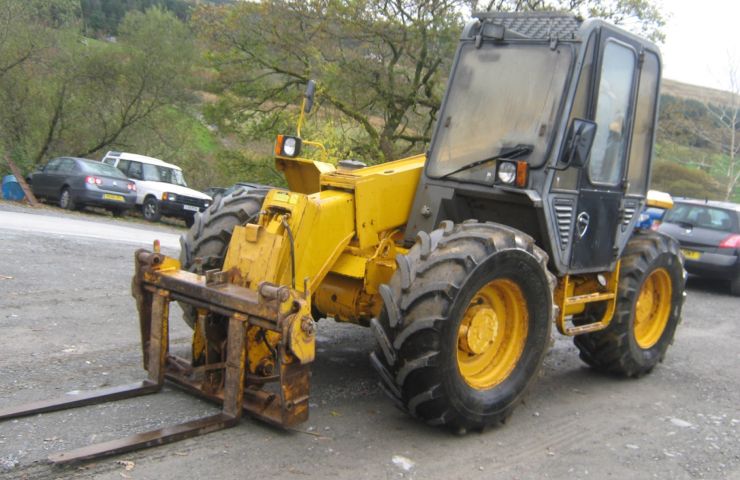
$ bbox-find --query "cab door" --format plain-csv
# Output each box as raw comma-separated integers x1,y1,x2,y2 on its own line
570,36,638,271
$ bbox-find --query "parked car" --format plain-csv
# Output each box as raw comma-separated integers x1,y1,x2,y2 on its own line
657,198,740,295
101,151,212,226
27,157,137,216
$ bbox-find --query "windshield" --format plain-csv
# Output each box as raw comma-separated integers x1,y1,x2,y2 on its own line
142,164,188,186
427,41,573,182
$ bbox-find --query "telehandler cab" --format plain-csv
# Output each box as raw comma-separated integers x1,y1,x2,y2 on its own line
0,12,685,463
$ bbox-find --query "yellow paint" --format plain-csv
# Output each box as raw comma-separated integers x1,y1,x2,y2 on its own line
554,262,621,336
313,273,379,323
287,308,316,364
320,155,425,249
633,268,672,349
222,189,355,293
330,253,367,279
646,190,673,210
457,279,528,389
275,157,336,195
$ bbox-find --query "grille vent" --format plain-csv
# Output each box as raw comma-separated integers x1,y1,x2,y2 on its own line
622,202,638,229
553,199,575,250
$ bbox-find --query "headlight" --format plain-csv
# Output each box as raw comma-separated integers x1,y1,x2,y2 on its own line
283,137,298,156
162,193,177,201
203,201,210,208
275,135,302,157
497,162,516,184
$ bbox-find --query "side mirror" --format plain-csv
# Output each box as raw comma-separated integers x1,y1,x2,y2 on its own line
563,118,597,168
304,80,316,113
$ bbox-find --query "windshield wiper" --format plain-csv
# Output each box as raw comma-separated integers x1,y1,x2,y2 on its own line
438,144,534,180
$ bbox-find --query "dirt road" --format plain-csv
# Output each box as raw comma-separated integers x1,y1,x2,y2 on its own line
0,203,738,479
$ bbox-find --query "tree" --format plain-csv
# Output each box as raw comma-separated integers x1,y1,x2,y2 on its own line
80,0,192,36
195,0,664,165
195,0,461,163
697,61,740,201
0,7,195,171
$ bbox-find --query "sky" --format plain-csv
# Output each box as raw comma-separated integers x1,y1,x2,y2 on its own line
660,0,740,90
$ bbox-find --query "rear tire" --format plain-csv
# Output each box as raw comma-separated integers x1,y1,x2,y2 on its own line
59,188,76,210
179,187,268,328
370,221,554,432
574,231,685,377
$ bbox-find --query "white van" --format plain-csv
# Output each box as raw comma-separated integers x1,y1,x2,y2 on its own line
102,151,212,226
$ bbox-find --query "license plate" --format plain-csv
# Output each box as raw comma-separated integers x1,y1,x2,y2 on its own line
183,205,199,212
103,194,124,202
681,249,701,260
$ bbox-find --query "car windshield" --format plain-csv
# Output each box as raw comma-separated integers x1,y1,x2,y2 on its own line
426,41,573,182
142,164,187,186
664,204,739,233
80,160,128,179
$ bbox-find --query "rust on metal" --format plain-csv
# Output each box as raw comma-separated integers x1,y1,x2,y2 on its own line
0,382,160,421
0,247,315,465
48,413,239,465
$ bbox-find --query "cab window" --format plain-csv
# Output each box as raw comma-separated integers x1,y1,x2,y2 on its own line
626,51,660,195
588,41,636,186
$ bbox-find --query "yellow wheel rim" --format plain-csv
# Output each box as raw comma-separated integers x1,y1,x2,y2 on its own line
633,268,672,349
456,279,528,390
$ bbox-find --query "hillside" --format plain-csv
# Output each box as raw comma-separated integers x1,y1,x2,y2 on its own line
662,78,736,105
654,78,739,202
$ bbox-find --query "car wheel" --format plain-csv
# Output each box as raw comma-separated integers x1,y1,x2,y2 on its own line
184,216,195,228
142,197,161,222
59,188,76,210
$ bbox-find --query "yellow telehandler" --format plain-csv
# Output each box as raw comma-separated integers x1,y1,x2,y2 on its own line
0,12,684,464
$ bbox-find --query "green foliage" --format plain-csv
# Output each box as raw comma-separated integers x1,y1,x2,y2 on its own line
215,149,285,188
1,0,676,196
0,6,197,174
650,161,722,200
194,0,463,164
656,92,740,201
81,0,192,35
195,0,666,167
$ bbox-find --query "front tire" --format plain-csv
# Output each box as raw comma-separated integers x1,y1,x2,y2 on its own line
370,221,554,432
574,231,685,377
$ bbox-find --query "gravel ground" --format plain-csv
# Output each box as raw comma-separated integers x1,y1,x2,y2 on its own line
0,202,738,480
